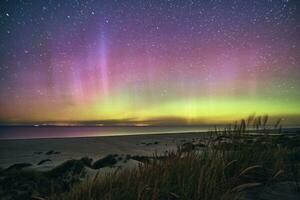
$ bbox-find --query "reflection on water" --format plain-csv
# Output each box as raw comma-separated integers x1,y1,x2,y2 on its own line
0,126,299,140
0,126,214,139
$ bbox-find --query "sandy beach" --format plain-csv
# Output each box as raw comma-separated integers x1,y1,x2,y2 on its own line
0,132,209,171
1,128,300,200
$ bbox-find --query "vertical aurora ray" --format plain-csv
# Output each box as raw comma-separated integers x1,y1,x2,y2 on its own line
98,31,109,99
0,0,299,125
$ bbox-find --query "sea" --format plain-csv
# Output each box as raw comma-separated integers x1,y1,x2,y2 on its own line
0,125,299,140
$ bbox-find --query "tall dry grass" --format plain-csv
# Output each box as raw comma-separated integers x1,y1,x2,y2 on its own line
51,115,297,200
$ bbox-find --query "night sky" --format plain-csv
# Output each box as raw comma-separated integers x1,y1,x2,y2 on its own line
0,0,299,125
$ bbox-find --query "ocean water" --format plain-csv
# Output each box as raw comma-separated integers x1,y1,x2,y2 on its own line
0,126,216,140
0,126,299,140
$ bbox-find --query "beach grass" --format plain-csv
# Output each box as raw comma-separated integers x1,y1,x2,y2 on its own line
0,116,299,200
51,115,300,200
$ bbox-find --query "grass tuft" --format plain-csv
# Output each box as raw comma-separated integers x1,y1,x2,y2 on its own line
1,115,299,200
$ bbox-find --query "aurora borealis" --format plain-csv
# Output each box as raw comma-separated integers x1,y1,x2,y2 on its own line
0,0,299,125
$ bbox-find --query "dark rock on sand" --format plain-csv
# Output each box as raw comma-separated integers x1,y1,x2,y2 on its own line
37,159,52,165
140,141,159,146
130,155,150,163
93,154,118,169
80,157,93,168
117,156,123,161
45,150,60,155
123,154,131,163
130,155,166,163
6,163,32,171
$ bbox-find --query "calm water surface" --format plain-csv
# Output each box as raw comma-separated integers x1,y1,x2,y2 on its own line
0,126,299,140
0,126,215,139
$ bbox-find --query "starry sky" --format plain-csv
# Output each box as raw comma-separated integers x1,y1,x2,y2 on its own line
0,0,299,125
